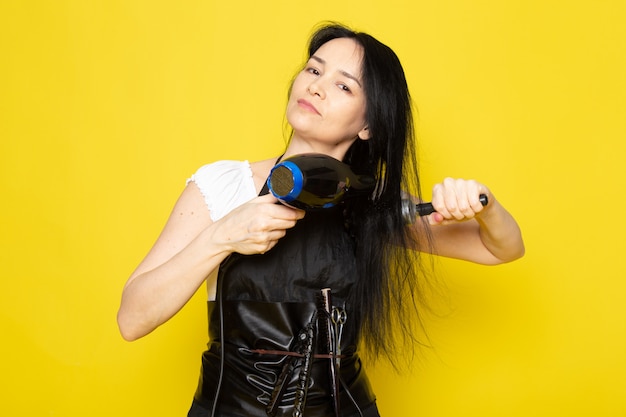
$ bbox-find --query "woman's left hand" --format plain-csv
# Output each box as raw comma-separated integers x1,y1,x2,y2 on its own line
428,177,491,225
416,177,524,264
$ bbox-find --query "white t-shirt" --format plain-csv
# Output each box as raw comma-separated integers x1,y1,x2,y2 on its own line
187,160,257,222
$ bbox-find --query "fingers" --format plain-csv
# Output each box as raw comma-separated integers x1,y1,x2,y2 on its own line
253,193,306,221
215,194,305,255
238,227,287,254
430,178,490,224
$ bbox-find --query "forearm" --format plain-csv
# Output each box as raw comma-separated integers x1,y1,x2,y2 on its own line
475,197,525,263
117,230,230,341
117,190,304,340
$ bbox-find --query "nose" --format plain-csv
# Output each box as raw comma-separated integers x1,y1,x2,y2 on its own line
307,80,326,99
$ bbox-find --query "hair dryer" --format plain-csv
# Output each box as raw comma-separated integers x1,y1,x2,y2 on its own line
266,153,375,210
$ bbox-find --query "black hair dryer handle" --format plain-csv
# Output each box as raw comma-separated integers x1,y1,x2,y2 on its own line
402,194,489,223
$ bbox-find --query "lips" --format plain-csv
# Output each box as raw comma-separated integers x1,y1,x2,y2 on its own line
297,99,320,115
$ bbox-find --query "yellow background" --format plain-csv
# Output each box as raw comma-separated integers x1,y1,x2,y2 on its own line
1,1,625,416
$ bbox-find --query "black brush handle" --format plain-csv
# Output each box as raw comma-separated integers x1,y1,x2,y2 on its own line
415,194,489,217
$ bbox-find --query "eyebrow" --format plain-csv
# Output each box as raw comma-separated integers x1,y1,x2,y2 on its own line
310,55,362,88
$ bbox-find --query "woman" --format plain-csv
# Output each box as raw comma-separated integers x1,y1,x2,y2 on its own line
117,24,524,417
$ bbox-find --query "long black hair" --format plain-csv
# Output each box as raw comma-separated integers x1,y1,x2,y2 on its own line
303,23,436,365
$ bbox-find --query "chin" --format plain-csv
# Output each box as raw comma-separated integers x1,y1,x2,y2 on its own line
285,112,311,135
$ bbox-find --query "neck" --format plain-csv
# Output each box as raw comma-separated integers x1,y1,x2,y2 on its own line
283,135,357,161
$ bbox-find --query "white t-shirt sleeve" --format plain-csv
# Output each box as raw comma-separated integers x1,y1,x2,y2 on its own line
187,160,257,222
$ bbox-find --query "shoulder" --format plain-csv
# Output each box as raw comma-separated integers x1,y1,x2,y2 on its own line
188,160,253,185
187,160,257,221
249,157,280,190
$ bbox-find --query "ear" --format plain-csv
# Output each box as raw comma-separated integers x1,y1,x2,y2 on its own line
357,126,370,140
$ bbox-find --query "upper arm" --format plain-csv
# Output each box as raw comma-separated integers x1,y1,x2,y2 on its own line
127,182,214,284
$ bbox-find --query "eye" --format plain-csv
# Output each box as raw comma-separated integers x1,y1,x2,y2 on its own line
306,67,320,76
338,84,352,93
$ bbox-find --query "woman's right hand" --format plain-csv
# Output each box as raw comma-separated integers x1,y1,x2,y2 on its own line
211,193,305,255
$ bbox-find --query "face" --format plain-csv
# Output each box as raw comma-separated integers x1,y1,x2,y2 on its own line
286,37,369,157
